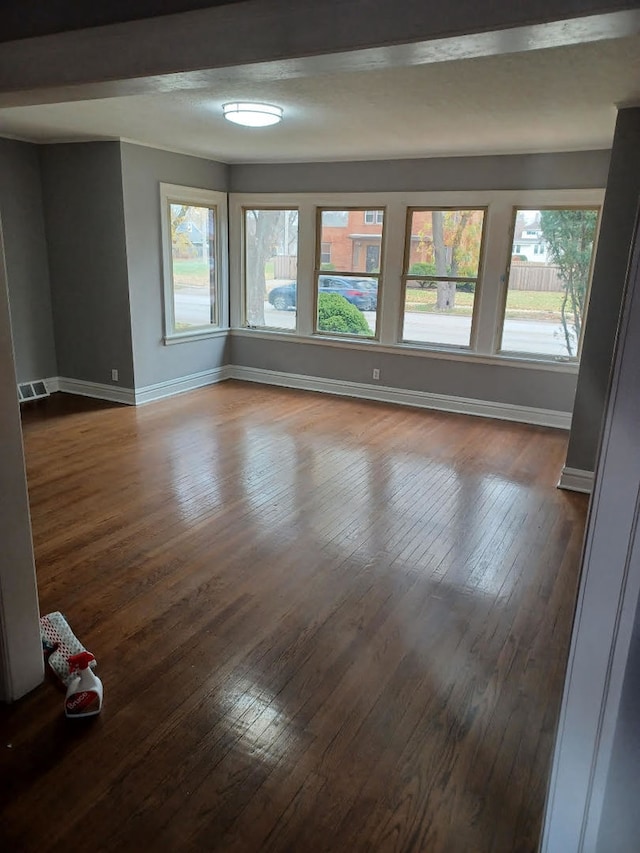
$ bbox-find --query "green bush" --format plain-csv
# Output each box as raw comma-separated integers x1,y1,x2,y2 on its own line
317,293,372,336
320,262,336,270
408,261,437,288
408,261,436,277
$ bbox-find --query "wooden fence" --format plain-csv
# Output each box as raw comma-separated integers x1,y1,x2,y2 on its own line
271,258,563,291
509,262,564,292
273,255,298,279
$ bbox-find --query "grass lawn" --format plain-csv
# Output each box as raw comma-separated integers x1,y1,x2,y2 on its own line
173,259,209,288
404,287,564,320
173,258,277,288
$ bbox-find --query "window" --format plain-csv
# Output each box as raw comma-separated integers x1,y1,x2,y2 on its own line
364,210,384,225
161,184,227,340
244,208,299,331
315,208,384,338
320,242,332,265
500,207,599,359
401,208,486,348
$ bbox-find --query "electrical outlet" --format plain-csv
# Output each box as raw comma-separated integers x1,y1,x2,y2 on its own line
111,369,119,382
372,368,380,380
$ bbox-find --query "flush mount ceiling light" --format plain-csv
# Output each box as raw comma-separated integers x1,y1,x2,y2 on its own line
222,102,283,127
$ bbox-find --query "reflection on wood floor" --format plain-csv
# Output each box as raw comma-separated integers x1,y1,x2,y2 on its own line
0,382,587,852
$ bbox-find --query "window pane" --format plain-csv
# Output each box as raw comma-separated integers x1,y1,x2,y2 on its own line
402,209,484,347
500,208,598,358
406,209,484,279
402,280,475,346
170,204,217,331
245,209,299,331
320,209,383,273
317,274,377,338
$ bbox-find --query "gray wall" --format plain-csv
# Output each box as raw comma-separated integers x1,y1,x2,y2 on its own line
0,204,44,701
566,109,640,473
597,596,640,852
0,138,56,383
230,150,610,194
120,142,229,389
230,337,578,414
40,141,134,387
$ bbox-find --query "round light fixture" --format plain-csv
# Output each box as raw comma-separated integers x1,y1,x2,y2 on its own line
222,102,283,127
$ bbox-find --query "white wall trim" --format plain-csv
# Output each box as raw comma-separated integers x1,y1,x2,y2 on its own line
558,466,595,494
227,365,571,429
56,377,136,405
134,366,231,405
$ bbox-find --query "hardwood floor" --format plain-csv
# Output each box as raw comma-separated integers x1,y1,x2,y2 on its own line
0,382,587,852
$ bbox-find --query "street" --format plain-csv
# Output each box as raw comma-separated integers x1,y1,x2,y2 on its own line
175,292,573,358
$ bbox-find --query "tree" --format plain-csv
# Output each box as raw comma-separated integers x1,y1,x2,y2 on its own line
539,210,598,356
415,210,482,310
245,210,298,326
245,210,284,326
170,204,192,256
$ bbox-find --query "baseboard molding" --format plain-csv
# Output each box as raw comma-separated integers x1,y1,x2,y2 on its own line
557,466,594,494
134,366,230,405
52,365,573,429
226,366,572,429
56,377,136,405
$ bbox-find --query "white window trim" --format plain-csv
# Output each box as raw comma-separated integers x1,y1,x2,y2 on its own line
160,183,229,343
229,189,604,371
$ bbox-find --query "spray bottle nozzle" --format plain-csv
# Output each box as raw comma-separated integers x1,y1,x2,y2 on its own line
67,651,95,673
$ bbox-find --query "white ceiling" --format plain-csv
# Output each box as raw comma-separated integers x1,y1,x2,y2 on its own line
0,36,638,163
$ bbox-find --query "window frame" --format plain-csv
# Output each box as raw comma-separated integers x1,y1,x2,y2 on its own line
241,205,300,333
314,206,386,341
399,206,488,351
320,241,332,265
228,189,604,373
497,205,601,363
364,210,384,225
160,183,228,344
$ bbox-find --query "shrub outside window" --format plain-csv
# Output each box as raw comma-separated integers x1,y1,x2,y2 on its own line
500,207,600,360
401,209,486,348
315,208,385,339
244,208,299,331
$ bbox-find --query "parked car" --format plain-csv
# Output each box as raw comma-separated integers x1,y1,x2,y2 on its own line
268,281,297,310
268,275,378,312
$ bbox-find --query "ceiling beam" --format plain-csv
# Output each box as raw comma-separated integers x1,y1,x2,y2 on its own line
0,1,638,107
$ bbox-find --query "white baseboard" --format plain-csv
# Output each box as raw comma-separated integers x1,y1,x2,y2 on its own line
134,366,230,405
44,376,60,393
557,466,594,494
52,365,574,431
226,366,572,429
55,377,136,405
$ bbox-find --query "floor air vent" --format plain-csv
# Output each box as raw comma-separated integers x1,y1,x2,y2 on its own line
18,380,49,403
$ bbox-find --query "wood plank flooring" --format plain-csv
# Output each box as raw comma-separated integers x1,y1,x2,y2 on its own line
0,382,587,852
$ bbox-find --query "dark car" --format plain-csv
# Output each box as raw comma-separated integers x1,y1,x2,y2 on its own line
268,281,297,310
268,276,377,312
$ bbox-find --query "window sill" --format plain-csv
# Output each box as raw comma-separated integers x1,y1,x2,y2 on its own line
163,328,228,346
230,327,580,373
